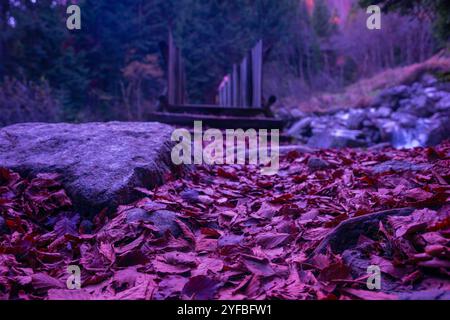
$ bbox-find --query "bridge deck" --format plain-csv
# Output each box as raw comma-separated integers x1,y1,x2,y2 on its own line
148,112,285,130
165,104,268,117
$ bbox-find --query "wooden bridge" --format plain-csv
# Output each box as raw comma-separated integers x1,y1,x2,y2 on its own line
149,31,285,130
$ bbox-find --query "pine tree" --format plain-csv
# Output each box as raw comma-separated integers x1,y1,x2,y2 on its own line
312,0,333,38
277,0,322,83
4,0,87,118
174,0,298,103
1,0,308,115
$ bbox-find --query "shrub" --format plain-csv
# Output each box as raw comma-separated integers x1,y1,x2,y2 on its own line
0,77,62,127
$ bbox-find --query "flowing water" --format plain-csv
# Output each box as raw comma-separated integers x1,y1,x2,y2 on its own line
391,119,431,149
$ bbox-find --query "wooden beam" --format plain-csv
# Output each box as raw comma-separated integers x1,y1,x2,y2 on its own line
166,104,267,116
148,112,285,130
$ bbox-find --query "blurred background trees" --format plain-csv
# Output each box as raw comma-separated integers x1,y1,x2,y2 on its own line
0,0,447,125
359,0,450,45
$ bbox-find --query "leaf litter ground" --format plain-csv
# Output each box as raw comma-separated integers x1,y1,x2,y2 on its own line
0,142,449,300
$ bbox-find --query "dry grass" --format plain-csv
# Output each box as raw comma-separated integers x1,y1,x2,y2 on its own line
288,52,450,114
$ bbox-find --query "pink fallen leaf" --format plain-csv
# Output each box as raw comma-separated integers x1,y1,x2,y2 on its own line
343,288,397,300
182,275,220,300
255,232,290,249
241,254,275,277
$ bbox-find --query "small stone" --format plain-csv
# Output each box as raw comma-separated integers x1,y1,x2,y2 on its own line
180,189,200,203
218,234,244,247
126,208,150,223
421,73,438,86
346,110,366,130
423,115,450,146
424,87,438,99
376,85,410,105
287,118,312,138
371,160,431,174
399,95,432,117
126,208,181,237
307,157,330,171
391,112,418,128
290,109,307,119
436,95,450,111
148,210,181,237
376,106,392,118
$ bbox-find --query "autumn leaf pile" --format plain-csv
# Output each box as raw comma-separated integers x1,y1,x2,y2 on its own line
0,141,449,300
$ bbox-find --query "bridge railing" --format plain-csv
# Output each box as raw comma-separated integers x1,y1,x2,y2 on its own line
218,40,263,108
164,31,270,112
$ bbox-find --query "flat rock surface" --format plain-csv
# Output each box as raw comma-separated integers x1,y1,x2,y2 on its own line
0,122,181,211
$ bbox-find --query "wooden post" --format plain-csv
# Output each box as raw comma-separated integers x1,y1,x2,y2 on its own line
167,29,186,105
177,48,186,105
232,64,238,107
175,47,181,104
251,40,263,108
240,56,248,107
226,76,232,107
168,30,176,105
218,80,223,106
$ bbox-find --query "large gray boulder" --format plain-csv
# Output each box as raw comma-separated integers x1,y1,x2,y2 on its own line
0,122,183,212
